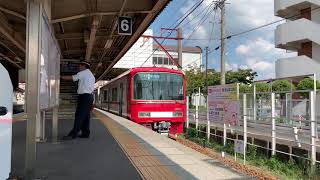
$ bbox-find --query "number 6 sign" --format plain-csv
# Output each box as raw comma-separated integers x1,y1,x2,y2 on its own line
118,16,132,35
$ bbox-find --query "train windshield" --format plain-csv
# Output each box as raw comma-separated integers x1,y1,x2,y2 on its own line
134,73,184,100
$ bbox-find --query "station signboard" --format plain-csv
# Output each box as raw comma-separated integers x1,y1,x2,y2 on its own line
118,16,132,35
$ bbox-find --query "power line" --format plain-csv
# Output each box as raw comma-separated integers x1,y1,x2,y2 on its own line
183,4,320,43
182,44,221,68
182,2,220,71
138,0,207,66
179,1,214,29
140,0,206,67
154,0,190,32
226,6,320,40
183,1,217,46
208,10,218,45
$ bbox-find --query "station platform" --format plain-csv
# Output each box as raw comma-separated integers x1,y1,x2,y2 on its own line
11,109,251,180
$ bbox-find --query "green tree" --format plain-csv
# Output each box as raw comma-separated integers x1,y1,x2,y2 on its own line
256,82,271,92
239,82,272,94
272,80,295,92
239,84,252,93
185,67,205,95
226,69,257,85
297,78,320,120
184,67,257,95
297,78,320,97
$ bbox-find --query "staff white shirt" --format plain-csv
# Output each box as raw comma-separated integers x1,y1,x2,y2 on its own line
72,69,95,94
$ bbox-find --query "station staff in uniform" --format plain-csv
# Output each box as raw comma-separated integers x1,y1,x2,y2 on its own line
61,61,95,139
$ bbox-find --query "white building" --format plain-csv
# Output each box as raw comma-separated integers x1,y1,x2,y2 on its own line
152,44,202,70
275,0,320,78
114,29,202,70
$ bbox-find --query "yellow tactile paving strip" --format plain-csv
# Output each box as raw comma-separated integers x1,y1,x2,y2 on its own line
94,110,179,180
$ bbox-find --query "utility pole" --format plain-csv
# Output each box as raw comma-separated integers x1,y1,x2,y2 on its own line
177,28,183,69
220,0,226,85
205,47,208,94
219,0,227,154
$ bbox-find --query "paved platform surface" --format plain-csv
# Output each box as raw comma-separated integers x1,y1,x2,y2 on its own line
96,109,253,180
11,115,142,180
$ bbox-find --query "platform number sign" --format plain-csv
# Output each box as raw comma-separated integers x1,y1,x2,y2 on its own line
118,16,132,35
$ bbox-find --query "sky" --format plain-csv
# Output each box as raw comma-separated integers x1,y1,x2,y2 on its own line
150,0,296,79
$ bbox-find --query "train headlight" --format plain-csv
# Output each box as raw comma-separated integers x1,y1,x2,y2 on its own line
138,112,151,118
173,112,183,117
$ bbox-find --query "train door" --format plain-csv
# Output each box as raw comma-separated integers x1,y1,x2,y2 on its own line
108,88,111,111
122,79,127,117
119,83,123,116
103,89,108,110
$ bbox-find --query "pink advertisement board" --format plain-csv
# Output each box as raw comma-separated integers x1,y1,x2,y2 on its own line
208,84,238,125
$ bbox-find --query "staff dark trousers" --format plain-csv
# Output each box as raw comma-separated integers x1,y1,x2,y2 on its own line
68,93,93,138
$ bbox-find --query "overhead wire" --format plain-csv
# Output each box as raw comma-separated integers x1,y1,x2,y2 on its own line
183,2,216,46
137,0,213,62
225,5,320,40
179,1,215,29
136,0,209,61
183,3,320,69
140,0,206,67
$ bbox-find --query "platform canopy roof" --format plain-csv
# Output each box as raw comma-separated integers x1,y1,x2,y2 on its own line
0,0,170,80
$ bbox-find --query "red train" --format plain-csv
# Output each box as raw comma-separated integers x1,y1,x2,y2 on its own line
95,67,186,134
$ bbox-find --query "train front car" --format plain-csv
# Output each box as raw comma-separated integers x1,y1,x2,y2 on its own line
129,67,186,135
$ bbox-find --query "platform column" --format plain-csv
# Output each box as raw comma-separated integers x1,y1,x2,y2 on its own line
207,97,210,141
253,83,257,127
195,88,200,130
243,93,247,164
25,0,42,178
271,93,276,156
186,96,189,129
310,91,316,170
52,107,58,143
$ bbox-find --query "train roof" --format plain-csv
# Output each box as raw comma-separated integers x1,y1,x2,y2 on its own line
99,67,184,88
130,67,184,75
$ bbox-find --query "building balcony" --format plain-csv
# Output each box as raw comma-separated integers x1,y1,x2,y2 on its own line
275,55,320,78
275,0,320,18
275,18,320,51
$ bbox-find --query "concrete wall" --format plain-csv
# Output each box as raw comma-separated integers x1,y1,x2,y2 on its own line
312,4,320,24
275,56,320,78
275,1,320,78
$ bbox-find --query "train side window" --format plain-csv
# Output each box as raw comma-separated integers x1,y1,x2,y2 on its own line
112,88,117,101
104,90,108,102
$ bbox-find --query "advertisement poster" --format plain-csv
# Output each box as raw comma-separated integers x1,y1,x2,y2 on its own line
40,12,61,109
208,84,238,125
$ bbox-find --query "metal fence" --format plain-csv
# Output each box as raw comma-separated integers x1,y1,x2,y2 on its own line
186,88,320,168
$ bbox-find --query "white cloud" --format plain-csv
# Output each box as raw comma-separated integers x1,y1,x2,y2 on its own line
236,45,250,55
246,58,275,79
226,63,249,71
246,58,273,72
235,37,296,79
227,0,280,33
236,37,282,56
157,0,297,79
